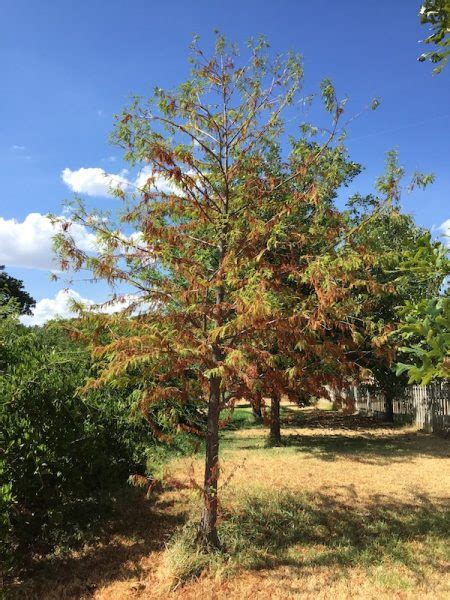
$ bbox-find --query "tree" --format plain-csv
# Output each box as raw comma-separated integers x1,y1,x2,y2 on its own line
0,316,151,571
252,138,363,444
0,266,35,316
419,0,450,74
53,36,383,547
396,296,450,383
346,151,442,419
395,236,449,384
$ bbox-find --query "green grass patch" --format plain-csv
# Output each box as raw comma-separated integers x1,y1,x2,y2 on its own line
222,404,263,431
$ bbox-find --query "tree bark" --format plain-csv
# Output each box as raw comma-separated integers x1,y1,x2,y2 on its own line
252,391,263,422
384,389,394,423
269,394,282,445
198,374,221,548
252,404,262,421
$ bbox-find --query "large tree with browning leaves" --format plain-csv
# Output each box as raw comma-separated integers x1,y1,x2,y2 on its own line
237,139,366,445
54,36,381,547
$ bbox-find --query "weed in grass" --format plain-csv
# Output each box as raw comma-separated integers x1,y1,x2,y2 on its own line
160,520,235,590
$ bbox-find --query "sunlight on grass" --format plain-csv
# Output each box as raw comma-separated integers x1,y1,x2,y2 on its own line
314,398,335,411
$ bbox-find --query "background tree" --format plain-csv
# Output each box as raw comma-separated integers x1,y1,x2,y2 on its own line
0,266,35,316
395,235,449,384
419,0,450,74
346,151,442,420
240,138,365,445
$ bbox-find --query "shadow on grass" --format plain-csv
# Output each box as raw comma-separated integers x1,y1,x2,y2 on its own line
281,406,394,430
167,488,449,590
223,488,449,573
281,431,450,464
230,406,450,464
235,431,450,464
7,489,186,600
10,487,450,597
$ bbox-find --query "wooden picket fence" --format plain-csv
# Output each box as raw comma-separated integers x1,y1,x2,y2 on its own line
351,381,450,433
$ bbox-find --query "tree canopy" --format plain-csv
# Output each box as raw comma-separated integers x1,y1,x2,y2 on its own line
345,150,444,416
419,0,450,73
395,235,449,384
0,266,35,316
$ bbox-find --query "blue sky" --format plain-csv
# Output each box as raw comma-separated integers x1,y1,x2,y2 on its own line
1,0,448,323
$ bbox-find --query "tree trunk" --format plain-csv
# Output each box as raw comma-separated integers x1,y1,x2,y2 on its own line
269,395,282,445
252,391,263,422
198,234,225,548
384,390,394,423
198,374,221,548
252,404,262,421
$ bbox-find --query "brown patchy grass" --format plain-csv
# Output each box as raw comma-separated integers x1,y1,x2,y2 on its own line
8,404,450,600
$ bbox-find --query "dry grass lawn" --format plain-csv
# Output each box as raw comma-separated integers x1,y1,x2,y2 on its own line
8,404,450,600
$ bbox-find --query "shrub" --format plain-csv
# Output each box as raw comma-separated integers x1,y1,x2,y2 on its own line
0,316,150,571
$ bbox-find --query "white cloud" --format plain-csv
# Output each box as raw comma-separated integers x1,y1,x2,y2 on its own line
135,166,182,196
0,213,96,270
61,167,129,198
0,211,154,272
61,164,185,199
438,219,450,247
12,144,26,151
20,289,87,326
20,290,146,326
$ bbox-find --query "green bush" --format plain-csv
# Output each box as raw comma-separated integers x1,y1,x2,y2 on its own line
0,316,150,572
